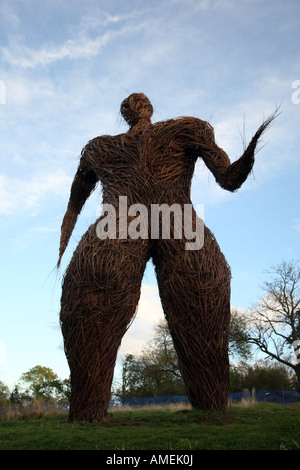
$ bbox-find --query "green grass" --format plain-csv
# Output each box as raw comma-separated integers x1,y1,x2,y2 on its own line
0,402,299,450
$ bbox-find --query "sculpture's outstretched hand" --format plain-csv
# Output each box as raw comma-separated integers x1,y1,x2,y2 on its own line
201,107,280,192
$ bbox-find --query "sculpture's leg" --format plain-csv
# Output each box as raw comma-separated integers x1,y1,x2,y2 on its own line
60,225,149,423
152,225,231,412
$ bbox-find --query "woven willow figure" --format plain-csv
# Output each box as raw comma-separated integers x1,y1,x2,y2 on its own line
58,93,276,422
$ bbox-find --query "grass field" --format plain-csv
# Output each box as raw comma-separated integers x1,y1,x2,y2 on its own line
0,402,299,451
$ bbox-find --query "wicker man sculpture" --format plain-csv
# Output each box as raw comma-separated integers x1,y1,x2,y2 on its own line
58,93,276,422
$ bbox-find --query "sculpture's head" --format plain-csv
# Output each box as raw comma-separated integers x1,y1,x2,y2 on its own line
120,93,153,128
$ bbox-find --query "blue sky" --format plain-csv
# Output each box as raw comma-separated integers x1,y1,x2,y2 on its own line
0,0,299,390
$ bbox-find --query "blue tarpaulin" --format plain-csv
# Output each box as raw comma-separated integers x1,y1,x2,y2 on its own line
109,390,300,408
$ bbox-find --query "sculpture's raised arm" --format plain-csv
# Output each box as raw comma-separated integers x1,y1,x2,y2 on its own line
199,109,279,192
58,149,98,267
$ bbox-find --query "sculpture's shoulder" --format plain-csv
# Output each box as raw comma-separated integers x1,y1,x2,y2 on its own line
82,134,123,160
84,134,115,152
154,115,212,132
152,116,213,146
174,116,213,134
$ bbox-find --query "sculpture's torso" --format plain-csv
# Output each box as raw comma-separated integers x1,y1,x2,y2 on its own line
84,117,207,207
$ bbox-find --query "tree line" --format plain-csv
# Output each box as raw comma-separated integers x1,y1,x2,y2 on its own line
0,260,299,405
0,365,70,406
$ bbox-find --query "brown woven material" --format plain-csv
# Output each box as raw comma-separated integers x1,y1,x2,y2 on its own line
59,93,277,422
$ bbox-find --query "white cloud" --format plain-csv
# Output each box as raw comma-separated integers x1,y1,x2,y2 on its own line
0,170,72,216
79,9,139,31
1,9,146,70
118,284,164,358
1,34,110,69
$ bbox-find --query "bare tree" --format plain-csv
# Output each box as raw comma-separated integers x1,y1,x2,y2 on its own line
243,260,300,390
229,309,253,361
